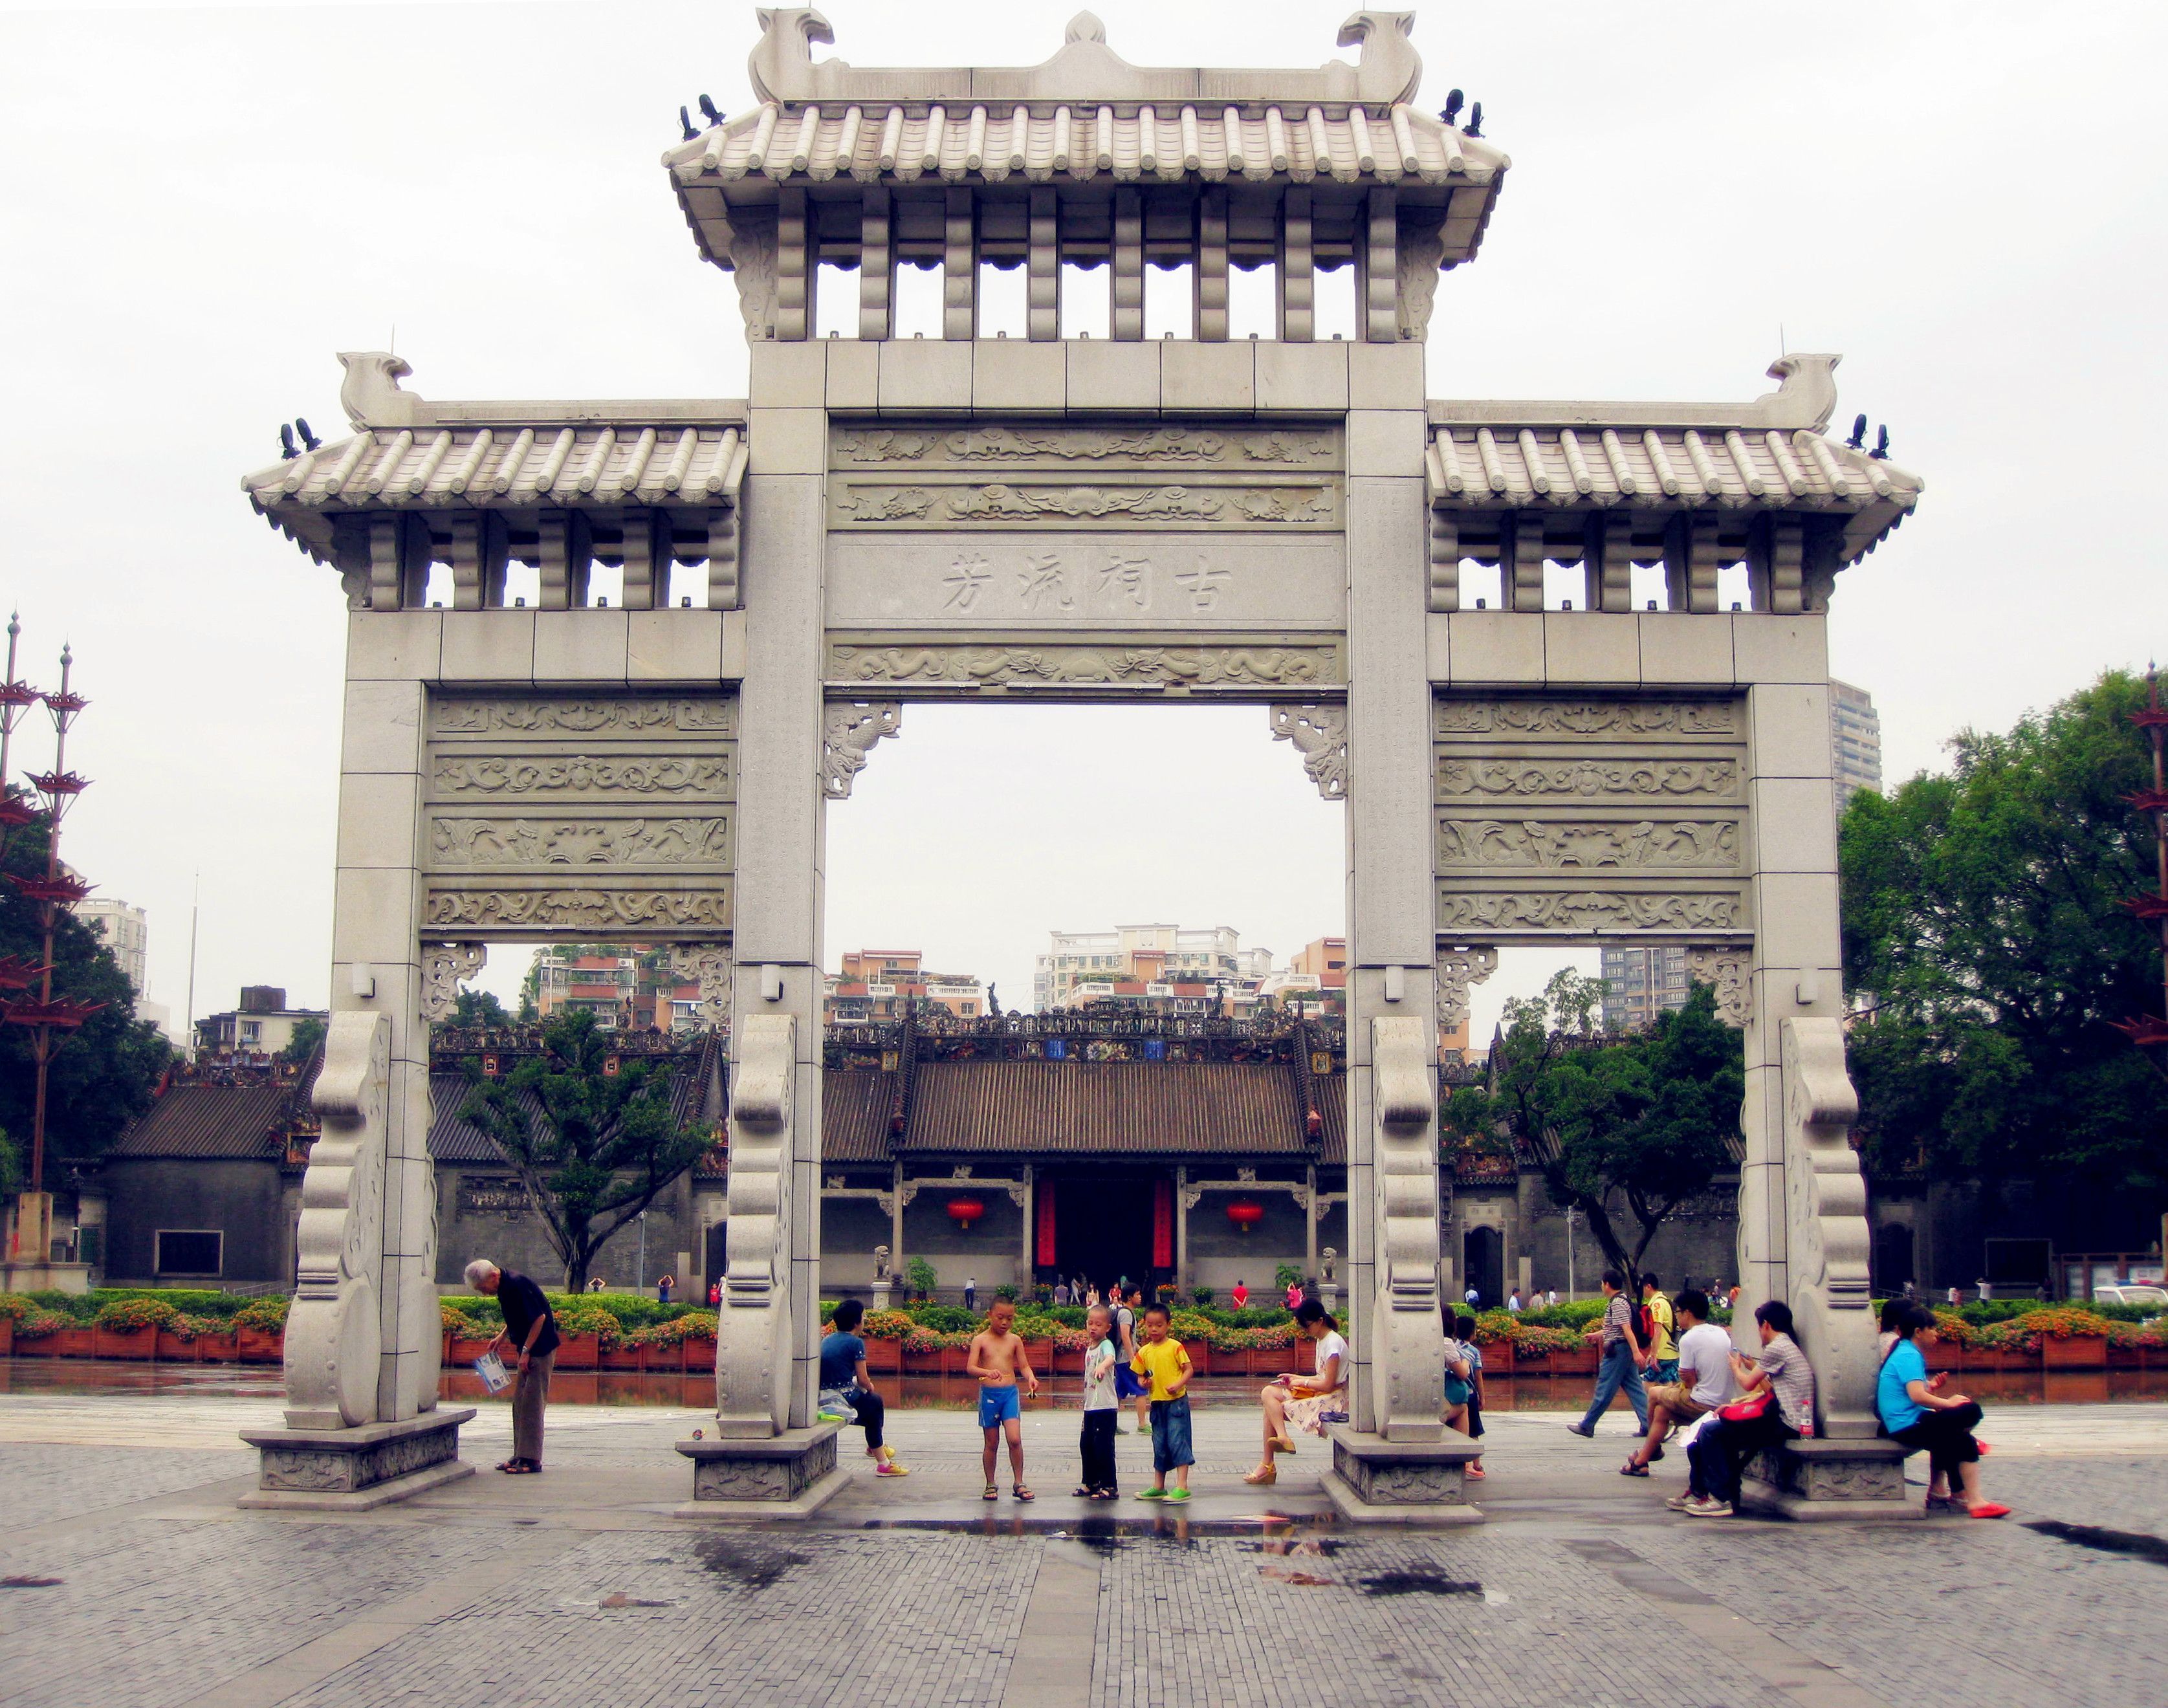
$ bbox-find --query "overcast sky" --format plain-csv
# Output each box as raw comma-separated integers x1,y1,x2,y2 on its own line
1,0,2161,1034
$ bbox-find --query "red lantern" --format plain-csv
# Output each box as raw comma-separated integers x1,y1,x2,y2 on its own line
947,1196,985,1231
1226,1200,1264,1234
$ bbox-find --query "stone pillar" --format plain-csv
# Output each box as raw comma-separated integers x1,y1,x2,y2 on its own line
1018,1164,1034,1280
1342,343,1445,1444
1174,1165,1190,1291
719,344,830,1436
1304,1164,1318,1280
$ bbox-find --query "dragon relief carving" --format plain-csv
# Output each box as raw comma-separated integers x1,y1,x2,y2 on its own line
283,1011,390,1429
946,484,1225,521
1434,700,1739,737
429,816,733,867
1269,705,1349,801
1436,818,1740,869
432,755,734,797
820,702,902,800
1437,758,1740,800
833,425,1335,466
433,699,736,735
828,643,1341,687
1436,892,1746,932
424,889,731,929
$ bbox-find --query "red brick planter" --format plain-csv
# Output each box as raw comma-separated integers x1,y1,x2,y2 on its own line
237,1328,283,1363
0,1320,12,1356
903,1346,943,1374
95,1327,159,1361
196,1331,237,1362
1052,1344,1084,1375
54,1327,94,1359
1554,1347,1599,1376
1025,1337,1055,1375
2107,1343,2141,1368
2042,1335,2108,1370
156,1330,205,1361
864,1337,902,1374
554,1333,600,1370
600,1342,644,1371
447,1335,498,1369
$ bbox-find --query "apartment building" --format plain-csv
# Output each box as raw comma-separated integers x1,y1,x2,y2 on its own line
827,949,986,1025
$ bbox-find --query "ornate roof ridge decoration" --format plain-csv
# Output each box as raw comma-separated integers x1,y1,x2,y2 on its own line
1431,355,1843,433
328,352,748,433
746,8,1427,108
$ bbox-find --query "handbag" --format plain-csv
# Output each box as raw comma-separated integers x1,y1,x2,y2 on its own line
1717,1386,1771,1423
1444,1373,1473,1408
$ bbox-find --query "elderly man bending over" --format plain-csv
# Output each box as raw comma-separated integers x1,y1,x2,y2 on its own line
466,1259,560,1474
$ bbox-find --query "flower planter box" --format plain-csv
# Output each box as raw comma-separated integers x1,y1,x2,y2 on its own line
96,1327,159,1361
680,1338,715,1373
1051,1344,1084,1375
1922,1343,1961,1372
447,1335,498,1369
156,1330,205,1362
864,1337,902,1374
54,1327,95,1359
2041,1335,2107,1370
903,1346,943,1374
600,1342,645,1371
237,1328,283,1364
556,1333,600,1370
1553,1347,1599,1376
2107,1343,2141,1369
196,1331,237,1363
0,1319,12,1356
1025,1337,1055,1375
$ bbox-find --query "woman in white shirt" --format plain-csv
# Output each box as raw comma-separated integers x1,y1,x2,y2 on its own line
1245,1300,1348,1485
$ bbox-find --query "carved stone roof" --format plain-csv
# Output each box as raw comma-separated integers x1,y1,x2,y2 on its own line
900,1059,1319,1155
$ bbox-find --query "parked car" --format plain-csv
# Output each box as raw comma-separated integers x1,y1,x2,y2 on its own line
2091,1284,2168,1308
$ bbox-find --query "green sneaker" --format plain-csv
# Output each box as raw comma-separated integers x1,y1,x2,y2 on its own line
1165,1487,1192,1502
1136,1487,1166,1500
816,1410,848,1423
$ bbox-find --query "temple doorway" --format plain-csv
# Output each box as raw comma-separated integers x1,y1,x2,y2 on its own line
1043,1167,1166,1297
1463,1225,1504,1311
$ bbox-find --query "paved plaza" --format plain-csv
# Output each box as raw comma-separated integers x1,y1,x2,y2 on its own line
0,1388,2162,1708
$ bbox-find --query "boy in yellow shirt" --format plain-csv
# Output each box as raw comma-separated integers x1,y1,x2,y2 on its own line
1128,1303,1194,1500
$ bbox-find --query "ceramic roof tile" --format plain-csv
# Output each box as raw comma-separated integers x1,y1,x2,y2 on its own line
899,1059,1315,1155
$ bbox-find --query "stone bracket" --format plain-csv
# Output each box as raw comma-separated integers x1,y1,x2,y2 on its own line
670,943,734,1026
1688,947,1751,1026
1269,703,1348,800
1434,946,1498,1033
1781,1015,1877,1436
419,944,486,1025
820,701,901,800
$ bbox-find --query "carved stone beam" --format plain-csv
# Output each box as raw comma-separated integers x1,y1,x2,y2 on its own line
1780,1016,1877,1438
419,945,487,1025
1269,704,1348,801
283,1011,391,1430
1687,947,1752,1027
820,702,902,800
1435,947,1498,1033
670,944,734,1026
1372,1015,1445,1441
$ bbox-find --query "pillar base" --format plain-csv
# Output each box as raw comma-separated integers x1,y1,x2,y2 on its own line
237,1408,476,1511
0,1261,91,1295
673,1421,846,1520
1738,1436,1920,1522
1320,1425,1484,1526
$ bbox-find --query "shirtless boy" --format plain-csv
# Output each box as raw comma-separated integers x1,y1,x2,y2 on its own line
967,1297,1039,1501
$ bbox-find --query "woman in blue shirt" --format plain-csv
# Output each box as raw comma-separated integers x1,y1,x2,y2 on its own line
1878,1304,2004,1518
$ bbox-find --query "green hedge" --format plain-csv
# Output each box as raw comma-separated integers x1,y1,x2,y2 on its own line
439,1291,712,1331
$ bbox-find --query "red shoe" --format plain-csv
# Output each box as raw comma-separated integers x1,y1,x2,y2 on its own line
1965,1502,2010,1520
1466,1465,1486,1480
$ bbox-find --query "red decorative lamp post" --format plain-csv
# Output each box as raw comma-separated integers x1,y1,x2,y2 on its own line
947,1196,985,1232
1226,1199,1264,1236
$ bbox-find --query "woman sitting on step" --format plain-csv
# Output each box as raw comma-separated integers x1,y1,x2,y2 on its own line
1245,1301,1348,1485
1878,1302,2006,1518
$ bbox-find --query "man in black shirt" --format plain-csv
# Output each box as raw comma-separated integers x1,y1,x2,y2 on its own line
465,1259,560,1474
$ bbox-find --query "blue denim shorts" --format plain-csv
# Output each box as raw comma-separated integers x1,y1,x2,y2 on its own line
978,1384,1022,1429
1148,1397,1194,1471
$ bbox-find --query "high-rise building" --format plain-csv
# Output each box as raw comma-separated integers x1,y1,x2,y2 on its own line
1033,924,1264,1012
827,949,985,1025
77,897,148,995
1599,945,1692,1034
1830,679,1883,814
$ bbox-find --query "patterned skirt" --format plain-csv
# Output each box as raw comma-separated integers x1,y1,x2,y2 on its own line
1282,1388,1348,1436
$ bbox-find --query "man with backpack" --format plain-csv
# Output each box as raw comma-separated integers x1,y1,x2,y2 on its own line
1566,1269,1648,1438
1641,1273,1678,1385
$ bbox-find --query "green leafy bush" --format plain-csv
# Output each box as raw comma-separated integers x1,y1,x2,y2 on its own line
1273,1263,1304,1292
904,1256,937,1298
95,1297,177,1331
0,1293,37,1324
901,1303,978,1332
994,1282,1021,1303
549,1302,622,1348
86,1288,246,1319
233,1297,289,1333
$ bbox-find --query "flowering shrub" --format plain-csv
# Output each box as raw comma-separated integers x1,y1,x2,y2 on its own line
1508,1324,1586,1360
2002,1308,2114,1350
859,1309,915,1341
1471,1309,1521,1346
1929,1309,1973,1347
233,1297,290,1333
442,1301,486,1335
96,1297,179,1332
13,1308,66,1338
551,1303,622,1348
0,1293,38,1325
162,1313,226,1342
901,1326,972,1354
631,1311,717,1348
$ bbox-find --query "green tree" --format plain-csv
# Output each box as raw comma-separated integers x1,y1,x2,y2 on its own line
1840,669,2168,1190
1442,969,1742,1278
0,816,171,1162
281,1016,326,1065
455,1007,716,1290
450,988,512,1029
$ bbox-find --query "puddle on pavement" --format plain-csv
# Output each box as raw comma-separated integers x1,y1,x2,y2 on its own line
694,1533,809,1589
2024,1519,2168,1567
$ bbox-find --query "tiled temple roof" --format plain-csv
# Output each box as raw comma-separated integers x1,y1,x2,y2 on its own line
899,1059,1316,1156
103,1083,305,1160
822,1070,902,1163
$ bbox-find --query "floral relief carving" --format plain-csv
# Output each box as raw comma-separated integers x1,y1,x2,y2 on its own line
828,643,1341,687
1269,705,1349,800
432,755,733,797
820,702,902,800
419,944,486,1023
430,816,732,867
1436,818,1740,868
1436,892,1746,932
1434,699,1738,737
670,945,734,1025
835,424,1336,467
1437,758,1740,800
433,699,736,735
424,889,732,928
1687,948,1752,1025
1436,947,1499,1031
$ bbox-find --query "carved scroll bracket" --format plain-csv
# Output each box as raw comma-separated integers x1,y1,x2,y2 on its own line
716,1012,796,1437
670,943,734,1026
820,701,901,800
283,1011,390,1430
419,944,486,1025
1435,947,1499,1033
1688,947,1752,1027
1269,703,1348,801
1780,1015,1876,1438
1371,1014,1445,1441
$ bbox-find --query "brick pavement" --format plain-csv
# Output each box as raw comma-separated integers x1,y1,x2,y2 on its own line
0,1393,2162,1708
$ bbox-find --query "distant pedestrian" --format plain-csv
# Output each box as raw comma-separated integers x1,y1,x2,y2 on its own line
1621,1289,1732,1479
1127,1287,1154,1435
1112,1287,1143,1433
1507,1289,1522,1314
465,1259,558,1476
1547,1288,1559,1308
964,1277,978,1313
1054,1280,1071,1307
1879,1303,2006,1518
1947,1286,1961,1308
1463,1284,1480,1310
1455,1311,1487,1478
1681,1300,1815,1518
1232,1280,1249,1310
1075,1304,1120,1500
587,1276,606,1293
657,1273,675,1304
1565,1269,1647,1440
1285,1278,1303,1311
708,1278,721,1306
1642,1275,1678,1383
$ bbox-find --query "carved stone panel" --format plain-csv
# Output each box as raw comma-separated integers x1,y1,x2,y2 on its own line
1434,694,1749,942
827,637,1344,690
426,692,737,940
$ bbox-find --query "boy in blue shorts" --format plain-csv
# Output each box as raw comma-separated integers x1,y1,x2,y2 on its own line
1129,1303,1195,1500
967,1296,1038,1500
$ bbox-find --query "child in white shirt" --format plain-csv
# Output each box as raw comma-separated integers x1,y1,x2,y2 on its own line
1077,1304,1119,1499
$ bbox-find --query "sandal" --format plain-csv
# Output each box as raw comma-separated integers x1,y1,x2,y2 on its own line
1072,1485,1095,1498
1465,1465,1486,1480
1243,1465,1277,1485
1013,1484,1035,1502
983,1484,1000,1501
1965,1502,2011,1520
1092,1488,1119,1501
503,1460,541,1475
1271,1435,1298,1454
1620,1458,1650,1478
